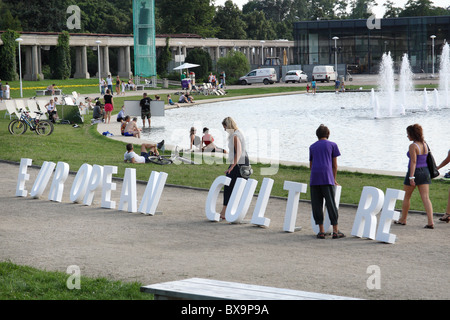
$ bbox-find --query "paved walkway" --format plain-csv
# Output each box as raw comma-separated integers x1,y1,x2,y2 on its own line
1,161,449,300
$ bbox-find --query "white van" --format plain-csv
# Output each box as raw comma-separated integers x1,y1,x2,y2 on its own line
239,68,277,85
312,66,336,82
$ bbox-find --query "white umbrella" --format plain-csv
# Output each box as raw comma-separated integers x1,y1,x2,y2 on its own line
173,62,200,70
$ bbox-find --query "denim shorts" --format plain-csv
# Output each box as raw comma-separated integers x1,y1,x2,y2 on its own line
404,166,431,185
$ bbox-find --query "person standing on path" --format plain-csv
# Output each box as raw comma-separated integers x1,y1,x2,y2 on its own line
396,124,434,228
219,117,248,221
309,124,344,239
103,89,114,124
437,149,450,223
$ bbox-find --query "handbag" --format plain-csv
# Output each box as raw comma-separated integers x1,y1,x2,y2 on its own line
426,143,440,179
239,165,253,179
238,152,253,179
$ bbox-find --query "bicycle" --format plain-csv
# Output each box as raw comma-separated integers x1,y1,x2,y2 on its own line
8,108,54,136
147,146,198,165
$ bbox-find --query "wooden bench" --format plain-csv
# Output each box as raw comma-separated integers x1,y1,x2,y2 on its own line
140,278,360,300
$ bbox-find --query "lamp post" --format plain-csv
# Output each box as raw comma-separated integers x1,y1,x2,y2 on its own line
332,36,339,79
260,40,265,65
15,37,23,98
96,40,102,94
430,35,436,76
177,42,183,74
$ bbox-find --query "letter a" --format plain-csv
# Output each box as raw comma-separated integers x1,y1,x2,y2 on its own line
119,168,137,212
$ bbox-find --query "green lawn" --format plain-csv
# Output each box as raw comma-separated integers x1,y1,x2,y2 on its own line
1,82,448,300
0,106,448,212
0,261,152,300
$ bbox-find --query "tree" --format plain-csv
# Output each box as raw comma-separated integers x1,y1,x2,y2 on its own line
399,0,438,17
214,0,247,39
383,1,402,18
0,30,19,81
244,11,277,40
217,51,250,85
0,0,21,31
184,48,212,81
156,0,218,37
4,0,70,32
156,37,172,77
348,0,378,19
51,31,71,79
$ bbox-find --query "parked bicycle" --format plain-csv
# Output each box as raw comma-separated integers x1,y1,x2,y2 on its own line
147,146,198,165
8,108,54,136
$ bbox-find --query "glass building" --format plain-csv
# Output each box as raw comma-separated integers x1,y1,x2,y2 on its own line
293,16,450,74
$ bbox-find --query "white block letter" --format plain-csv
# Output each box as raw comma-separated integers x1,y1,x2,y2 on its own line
251,178,274,227
70,164,92,203
283,181,307,232
205,176,231,221
30,161,56,199
139,171,168,215
351,186,384,239
101,165,117,209
119,168,137,212
225,178,258,223
16,158,32,197
311,185,342,234
375,188,405,244
83,165,103,206
48,162,69,202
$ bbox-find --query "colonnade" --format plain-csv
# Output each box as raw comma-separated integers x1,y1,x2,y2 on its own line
0,32,294,80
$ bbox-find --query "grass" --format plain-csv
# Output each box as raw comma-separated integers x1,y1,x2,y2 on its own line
0,261,152,300
0,107,448,212
1,82,448,300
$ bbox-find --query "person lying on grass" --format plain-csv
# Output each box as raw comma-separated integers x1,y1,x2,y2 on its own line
123,141,164,164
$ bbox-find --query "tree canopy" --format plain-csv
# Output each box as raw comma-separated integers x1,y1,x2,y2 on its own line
1,0,448,40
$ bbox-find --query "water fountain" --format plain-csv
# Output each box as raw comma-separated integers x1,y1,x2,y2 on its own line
398,53,413,114
439,42,450,108
433,88,440,109
377,52,396,117
372,44,450,117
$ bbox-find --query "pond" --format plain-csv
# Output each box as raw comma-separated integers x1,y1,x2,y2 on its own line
139,92,450,174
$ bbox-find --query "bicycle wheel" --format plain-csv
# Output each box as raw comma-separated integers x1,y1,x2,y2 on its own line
147,156,173,165
8,120,27,135
36,120,54,136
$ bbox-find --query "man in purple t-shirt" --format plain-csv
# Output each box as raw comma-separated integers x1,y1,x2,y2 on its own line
309,124,345,239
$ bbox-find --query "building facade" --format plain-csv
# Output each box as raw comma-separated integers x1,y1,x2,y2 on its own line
294,16,450,74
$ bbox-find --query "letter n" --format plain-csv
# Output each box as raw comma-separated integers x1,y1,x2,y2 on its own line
138,171,168,215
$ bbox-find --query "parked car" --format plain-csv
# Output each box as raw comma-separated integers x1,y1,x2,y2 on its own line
312,65,336,82
284,70,308,83
239,68,277,85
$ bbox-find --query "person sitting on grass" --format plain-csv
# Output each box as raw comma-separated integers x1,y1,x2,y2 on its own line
124,117,141,138
167,94,180,108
